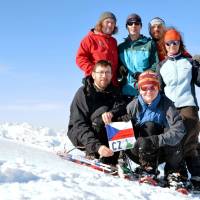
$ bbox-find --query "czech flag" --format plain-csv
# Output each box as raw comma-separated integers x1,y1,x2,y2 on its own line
105,121,135,152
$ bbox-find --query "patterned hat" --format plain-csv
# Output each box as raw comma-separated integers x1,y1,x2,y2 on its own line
138,71,160,89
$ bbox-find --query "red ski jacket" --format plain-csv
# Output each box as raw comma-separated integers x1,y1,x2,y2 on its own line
76,30,119,86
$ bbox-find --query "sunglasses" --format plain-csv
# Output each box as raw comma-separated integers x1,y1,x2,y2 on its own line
127,21,140,26
140,85,157,91
165,40,180,46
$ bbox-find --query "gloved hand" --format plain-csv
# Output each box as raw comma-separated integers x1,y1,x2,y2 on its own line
92,116,104,133
137,136,159,154
118,65,128,77
91,106,109,133
136,136,159,168
117,65,128,86
132,72,141,81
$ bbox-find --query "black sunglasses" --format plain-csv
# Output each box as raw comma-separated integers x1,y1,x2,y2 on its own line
165,40,180,46
127,21,140,26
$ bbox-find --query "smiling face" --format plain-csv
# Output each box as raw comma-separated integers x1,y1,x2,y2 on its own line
101,18,116,35
127,21,141,40
164,29,181,56
150,24,165,40
165,40,180,56
139,84,159,104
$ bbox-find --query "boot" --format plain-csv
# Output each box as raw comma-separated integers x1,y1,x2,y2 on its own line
165,172,191,193
117,152,132,178
190,176,200,192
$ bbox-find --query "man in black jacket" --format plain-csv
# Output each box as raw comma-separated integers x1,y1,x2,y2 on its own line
67,60,126,164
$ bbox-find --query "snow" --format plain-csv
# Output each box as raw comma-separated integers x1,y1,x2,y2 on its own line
0,122,199,200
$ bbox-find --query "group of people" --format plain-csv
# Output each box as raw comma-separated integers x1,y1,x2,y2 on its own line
67,11,200,190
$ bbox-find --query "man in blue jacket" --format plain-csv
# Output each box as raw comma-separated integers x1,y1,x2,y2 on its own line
118,13,158,102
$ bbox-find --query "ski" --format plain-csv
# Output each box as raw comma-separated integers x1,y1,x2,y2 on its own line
139,175,158,186
58,152,158,185
57,152,118,175
58,152,193,195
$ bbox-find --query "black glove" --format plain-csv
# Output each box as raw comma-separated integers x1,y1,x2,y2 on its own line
137,136,159,153
90,106,109,133
117,65,128,86
118,65,128,76
118,113,132,122
136,136,159,167
91,116,104,133
132,72,141,81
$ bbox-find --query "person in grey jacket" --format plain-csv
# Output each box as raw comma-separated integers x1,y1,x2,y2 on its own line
157,28,200,190
124,70,187,188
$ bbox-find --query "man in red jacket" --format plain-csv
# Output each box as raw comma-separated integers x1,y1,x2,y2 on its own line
76,12,119,86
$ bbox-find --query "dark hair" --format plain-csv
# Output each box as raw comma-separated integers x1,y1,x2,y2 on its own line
92,60,112,72
95,21,118,35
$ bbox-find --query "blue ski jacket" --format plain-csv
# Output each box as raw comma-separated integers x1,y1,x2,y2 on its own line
118,35,159,96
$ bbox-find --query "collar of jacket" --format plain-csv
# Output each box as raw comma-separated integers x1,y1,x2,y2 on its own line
93,83,113,93
90,28,112,39
124,34,150,44
138,93,161,111
84,76,114,95
168,52,182,61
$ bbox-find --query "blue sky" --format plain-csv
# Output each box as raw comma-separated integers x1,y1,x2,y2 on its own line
0,0,200,129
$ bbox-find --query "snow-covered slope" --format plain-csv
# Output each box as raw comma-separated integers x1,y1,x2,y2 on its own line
0,122,199,200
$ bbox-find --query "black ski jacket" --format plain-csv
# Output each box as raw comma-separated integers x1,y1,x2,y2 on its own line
67,77,126,154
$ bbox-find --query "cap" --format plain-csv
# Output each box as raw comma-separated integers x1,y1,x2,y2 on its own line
164,29,181,42
138,71,160,89
126,13,142,25
149,17,165,27
98,12,116,23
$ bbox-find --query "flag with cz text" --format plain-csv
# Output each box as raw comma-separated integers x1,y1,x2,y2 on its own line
105,121,136,152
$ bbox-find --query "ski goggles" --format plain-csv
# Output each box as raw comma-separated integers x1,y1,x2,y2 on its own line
140,85,158,91
165,40,180,46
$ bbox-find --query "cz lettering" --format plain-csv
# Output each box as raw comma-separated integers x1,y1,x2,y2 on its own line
112,141,122,151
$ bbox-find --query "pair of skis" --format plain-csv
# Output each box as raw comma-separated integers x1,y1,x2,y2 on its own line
57,151,191,195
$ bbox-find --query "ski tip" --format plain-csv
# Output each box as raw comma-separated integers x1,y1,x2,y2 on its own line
139,176,158,186
176,188,189,195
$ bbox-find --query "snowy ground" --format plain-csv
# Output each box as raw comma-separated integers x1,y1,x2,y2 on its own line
0,122,199,200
